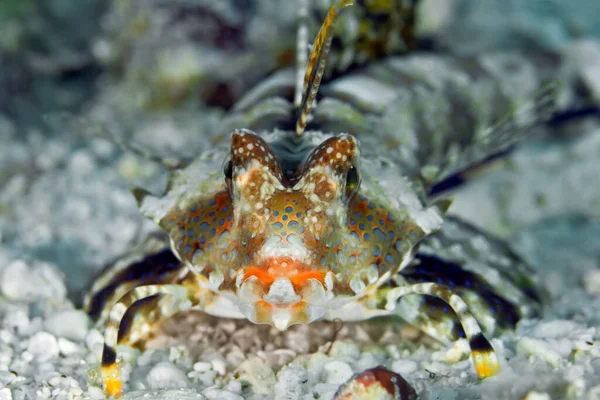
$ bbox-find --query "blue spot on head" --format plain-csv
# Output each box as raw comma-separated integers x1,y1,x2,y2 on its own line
430,305,436,311
367,202,375,210
443,306,449,313
350,219,356,225
373,247,380,257
200,222,209,229
373,228,386,241
209,199,216,206
274,222,283,229
227,215,232,221
379,219,385,226
185,245,191,253
200,236,206,244
289,221,298,227
210,228,216,237
190,205,197,212
367,215,373,221
359,223,365,230
273,211,279,217
388,231,395,239
296,212,302,217
364,233,370,241
219,219,225,226
385,254,392,263
222,206,228,212
283,215,288,221
209,211,215,217
285,206,293,213
193,216,199,223
388,214,395,222
188,229,194,238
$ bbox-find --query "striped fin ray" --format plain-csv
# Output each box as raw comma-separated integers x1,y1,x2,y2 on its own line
296,0,354,136
428,81,562,194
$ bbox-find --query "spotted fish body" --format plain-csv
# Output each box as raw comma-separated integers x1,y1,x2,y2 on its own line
85,1,557,396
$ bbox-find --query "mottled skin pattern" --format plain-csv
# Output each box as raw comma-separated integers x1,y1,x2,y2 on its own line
84,0,552,397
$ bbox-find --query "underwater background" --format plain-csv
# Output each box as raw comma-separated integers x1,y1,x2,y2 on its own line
1,0,600,399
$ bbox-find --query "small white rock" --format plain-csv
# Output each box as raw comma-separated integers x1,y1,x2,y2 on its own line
517,337,561,368
193,361,212,372
0,260,66,301
522,391,551,400
0,388,12,400
224,379,242,394
27,331,59,362
392,359,418,375
147,361,189,390
45,310,89,341
583,269,600,296
211,359,227,376
58,337,82,356
202,388,243,400
328,341,360,360
322,360,353,384
275,364,308,400
86,386,106,400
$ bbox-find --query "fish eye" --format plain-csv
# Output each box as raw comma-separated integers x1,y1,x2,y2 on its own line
223,159,233,195
223,159,233,180
345,166,360,201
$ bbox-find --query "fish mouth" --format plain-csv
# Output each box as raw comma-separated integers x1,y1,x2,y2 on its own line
236,267,334,330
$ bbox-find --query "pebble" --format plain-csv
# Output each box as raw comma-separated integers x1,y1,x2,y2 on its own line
236,357,277,395
0,388,12,400
58,337,82,356
211,358,227,376
27,332,59,362
392,359,418,375
517,337,562,368
274,364,308,400
45,310,89,342
147,361,189,390
87,386,107,399
583,270,600,296
522,391,551,400
202,388,243,400
224,379,242,394
323,360,354,384
0,260,66,302
328,341,360,360
530,320,579,339
0,371,17,387
193,361,212,372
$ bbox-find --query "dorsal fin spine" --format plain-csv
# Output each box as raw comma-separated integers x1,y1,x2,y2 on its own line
296,0,354,136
